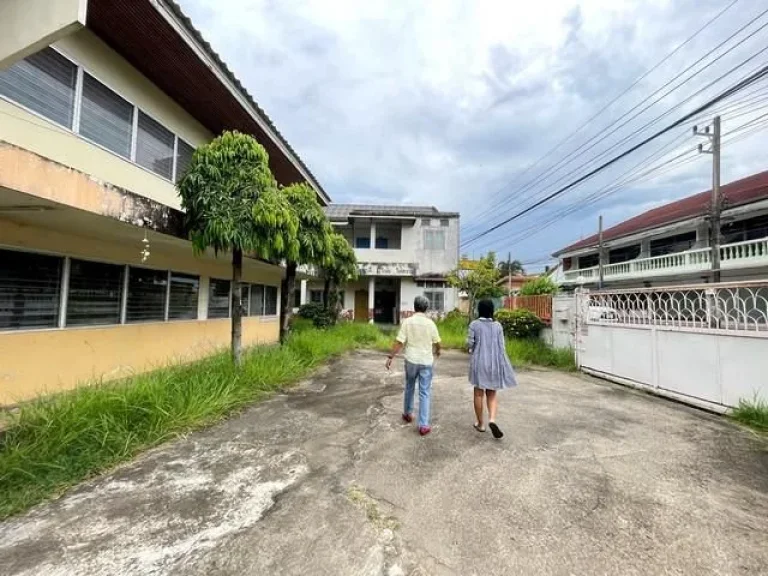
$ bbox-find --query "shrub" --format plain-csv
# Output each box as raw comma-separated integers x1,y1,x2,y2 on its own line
519,277,558,296
311,308,337,329
297,302,324,320
495,308,544,339
444,308,466,322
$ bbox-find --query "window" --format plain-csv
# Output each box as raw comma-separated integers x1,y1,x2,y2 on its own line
208,279,231,319
80,73,134,159
66,259,123,326
126,267,168,323
168,273,199,320
578,253,599,269
650,232,696,257
249,284,264,316
417,280,447,288
239,284,250,315
424,230,445,250
264,285,278,316
423,291,444,312
310,290,324,304
440,219,450,227
175,139,195,182
421,218,432,227
355,237,371,249
0,47,77,128
136,111,174,179
0,249,61,331
375,237,389,249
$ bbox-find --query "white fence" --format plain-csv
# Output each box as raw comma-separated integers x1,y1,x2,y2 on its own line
575,281,768,412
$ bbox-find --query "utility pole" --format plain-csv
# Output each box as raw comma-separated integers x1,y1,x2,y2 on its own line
507,251,512,309
694,116,722,283
598,215,604,290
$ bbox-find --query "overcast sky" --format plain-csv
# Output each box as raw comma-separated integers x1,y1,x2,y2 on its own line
179,0,768,270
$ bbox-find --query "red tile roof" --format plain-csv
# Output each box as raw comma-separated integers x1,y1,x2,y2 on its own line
554,170,768,256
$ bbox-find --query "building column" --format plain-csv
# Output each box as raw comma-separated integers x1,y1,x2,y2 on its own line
198,276,210,320
299,279,308,306
370,221,377,249
640,239,651,258
368,276,375,323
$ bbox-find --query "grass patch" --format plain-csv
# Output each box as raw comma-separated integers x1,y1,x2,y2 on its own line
434,316,576,370
0,323,386,520
732,397,768,433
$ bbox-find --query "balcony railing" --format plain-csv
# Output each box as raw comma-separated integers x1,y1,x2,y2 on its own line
563,236,768,284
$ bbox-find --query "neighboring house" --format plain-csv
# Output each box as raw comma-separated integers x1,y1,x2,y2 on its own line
498,274,540,295
554,170,768,289
0,0,329,404
299,205,460,323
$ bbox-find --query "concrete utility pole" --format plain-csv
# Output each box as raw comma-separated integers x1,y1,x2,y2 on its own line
694,116,722,283
507,252,512,309
598,215,604,290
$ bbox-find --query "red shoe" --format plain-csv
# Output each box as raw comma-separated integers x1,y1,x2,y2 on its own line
419,426,432,436
402,413,413,423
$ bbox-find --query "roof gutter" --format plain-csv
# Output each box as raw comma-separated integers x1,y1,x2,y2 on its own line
149,0,331,205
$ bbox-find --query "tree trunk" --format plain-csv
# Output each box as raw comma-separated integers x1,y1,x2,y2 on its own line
231,248,243,366
280,261,297,344
322,278,331,311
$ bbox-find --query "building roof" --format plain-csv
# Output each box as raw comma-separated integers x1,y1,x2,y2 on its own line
497,274,539,286
325,204,459,221
86,0,330,204
554,170,768,256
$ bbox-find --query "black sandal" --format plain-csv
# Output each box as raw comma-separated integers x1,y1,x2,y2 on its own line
489,422,504,439
473,423,486,433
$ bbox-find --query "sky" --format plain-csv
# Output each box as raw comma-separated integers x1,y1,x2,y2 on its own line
178,0,768,271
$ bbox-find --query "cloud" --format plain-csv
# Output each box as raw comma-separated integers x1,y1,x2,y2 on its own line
178,0,768,269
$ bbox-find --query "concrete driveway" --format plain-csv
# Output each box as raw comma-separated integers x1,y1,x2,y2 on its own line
1,350,767,576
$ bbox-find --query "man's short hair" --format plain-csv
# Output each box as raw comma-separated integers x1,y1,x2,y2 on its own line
414,295,429,313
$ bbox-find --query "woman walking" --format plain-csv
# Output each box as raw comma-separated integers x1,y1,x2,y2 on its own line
467,299,517,439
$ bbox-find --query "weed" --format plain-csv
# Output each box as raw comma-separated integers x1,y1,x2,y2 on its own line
732,396,768,433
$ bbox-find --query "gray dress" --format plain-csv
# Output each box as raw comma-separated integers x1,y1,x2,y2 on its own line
467,319,517,390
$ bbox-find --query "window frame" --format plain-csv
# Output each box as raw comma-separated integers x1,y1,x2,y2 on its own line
424,229,446,251
0,46,196,186
423,290,445,312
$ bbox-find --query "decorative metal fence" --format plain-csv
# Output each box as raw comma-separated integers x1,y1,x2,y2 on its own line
581,281,768,335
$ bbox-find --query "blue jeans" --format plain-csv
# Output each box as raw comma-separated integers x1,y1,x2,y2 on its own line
404,361,433,428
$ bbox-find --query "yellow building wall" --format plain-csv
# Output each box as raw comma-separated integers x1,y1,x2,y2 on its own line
0,28,213,211
0,317,278,406
0,0,84,68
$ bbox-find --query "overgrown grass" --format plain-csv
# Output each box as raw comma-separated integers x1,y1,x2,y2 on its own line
435,316,576,371
732,397,768,433
0,323,387,520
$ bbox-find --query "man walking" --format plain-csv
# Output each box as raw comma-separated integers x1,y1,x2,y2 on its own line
385,296,442,436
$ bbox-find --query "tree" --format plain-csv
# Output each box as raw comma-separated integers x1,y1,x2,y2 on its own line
279,182,333,343
320,233,358,318
498,259,525,277
448,252,503,318
519,276,559,296
178,131,299,365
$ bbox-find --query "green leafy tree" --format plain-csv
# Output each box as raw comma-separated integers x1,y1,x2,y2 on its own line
279,182,333,343
321,233,358,319
519,276,559,296
498,259,525,277
448,252,503,319
178,131,299,365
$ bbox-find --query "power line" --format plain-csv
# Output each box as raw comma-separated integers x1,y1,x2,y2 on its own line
462,6,768,235
462,62,768,247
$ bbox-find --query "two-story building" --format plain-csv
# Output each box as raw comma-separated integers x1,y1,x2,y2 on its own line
554,170,768,288
299,204,460,323
0,0,330,404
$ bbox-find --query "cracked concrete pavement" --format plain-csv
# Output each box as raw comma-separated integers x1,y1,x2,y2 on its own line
1,350,767,576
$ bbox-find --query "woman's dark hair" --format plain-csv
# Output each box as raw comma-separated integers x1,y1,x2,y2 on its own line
477,299,494,319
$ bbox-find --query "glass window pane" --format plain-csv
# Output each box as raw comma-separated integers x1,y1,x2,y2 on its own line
264,285,278,316
66,259,123,326
425,230,445,250
175,139,195,182
0,47,76,128
126,267,167,323
80,73,133,159
0,249,61,330
249,284,264,316
208,278,231,319
136,111,174,179
168,273,199,320
424,291,444,312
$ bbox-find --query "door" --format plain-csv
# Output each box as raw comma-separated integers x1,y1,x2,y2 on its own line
354,290,369,322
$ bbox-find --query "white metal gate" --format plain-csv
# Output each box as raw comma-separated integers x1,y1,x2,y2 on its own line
575,281,768,412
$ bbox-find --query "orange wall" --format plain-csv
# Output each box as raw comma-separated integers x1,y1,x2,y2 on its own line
0,317,278,406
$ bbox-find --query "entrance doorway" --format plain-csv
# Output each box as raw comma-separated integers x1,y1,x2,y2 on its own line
374,290,397,324
354,290,368,322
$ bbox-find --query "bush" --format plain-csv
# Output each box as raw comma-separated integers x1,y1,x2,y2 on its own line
297,302,324,320
444,308,466,322
311,308,336,329
495,308,544,339
519,277,558,296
